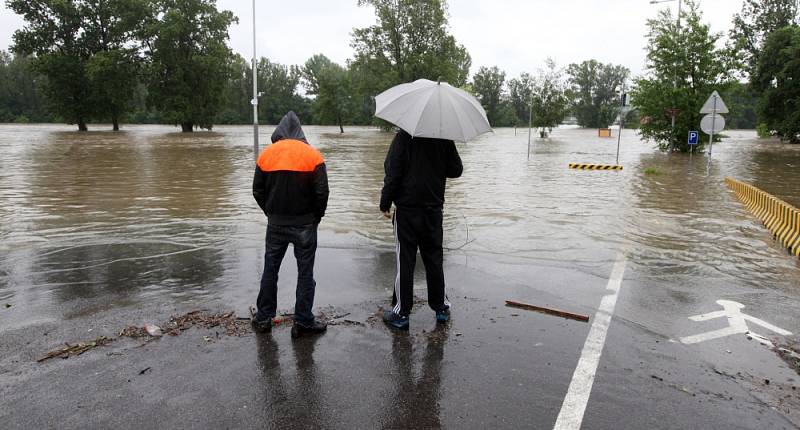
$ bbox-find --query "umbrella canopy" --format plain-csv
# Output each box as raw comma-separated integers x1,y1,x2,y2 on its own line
374,79,492,143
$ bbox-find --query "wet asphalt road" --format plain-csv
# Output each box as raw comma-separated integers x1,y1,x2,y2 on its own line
1,247,799,429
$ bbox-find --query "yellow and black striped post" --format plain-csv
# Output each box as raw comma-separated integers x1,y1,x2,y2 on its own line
568,163,623,171
726,177,800,259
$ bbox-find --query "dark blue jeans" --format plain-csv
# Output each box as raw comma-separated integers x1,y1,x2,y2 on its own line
256,223,318,325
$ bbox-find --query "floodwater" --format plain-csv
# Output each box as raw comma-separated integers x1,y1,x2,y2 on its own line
1,124,799,328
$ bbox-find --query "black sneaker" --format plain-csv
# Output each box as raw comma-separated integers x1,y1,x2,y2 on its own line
291,320,327,339
435,308,450,324
251,316,272,333
383,310,410,330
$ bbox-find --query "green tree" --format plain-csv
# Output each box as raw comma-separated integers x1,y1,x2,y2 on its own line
8,0,150,131
567,60,630,128
257,58,306,125
752,26,800,142
217,54,251,124
9,0,91,130
723,81,758,129
507,72,535,126
0,51,51,123
471,66,507,127
143,0,236,132
531,59,570,137
86,49,140,130
730,0,798,78
303,54,356,133
631,0,733,152
350,0,471,106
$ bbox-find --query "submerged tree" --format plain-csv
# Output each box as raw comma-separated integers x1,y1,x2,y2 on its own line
507,72,535,127
752,26,800,143
530,59,570,137
471,66,506,127
631,0,733,152
143,0,236,132
567,60,630,128
350,0,471,102
0,51,50,123
303,54,355,133
8,0,149,131
258,58,307,125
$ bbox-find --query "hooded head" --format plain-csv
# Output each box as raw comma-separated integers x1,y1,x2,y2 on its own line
271,111,307,144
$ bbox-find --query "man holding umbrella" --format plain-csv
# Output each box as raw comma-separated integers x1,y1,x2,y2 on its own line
376,79,491,330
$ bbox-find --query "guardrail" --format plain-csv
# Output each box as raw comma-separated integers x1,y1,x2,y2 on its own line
725,177,800,258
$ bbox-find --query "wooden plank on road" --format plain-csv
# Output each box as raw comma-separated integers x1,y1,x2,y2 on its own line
505,300,589,323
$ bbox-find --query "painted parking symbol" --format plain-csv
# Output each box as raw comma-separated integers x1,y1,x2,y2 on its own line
680,300,792,346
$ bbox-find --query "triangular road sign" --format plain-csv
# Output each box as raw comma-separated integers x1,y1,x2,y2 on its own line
700,90,729,114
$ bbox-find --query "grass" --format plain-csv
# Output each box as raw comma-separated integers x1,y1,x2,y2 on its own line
643,167,662,176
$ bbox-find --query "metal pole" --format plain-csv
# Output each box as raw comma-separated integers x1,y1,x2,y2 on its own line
527,98,533,160
707,95,717,173
252,0,259,161
670,0,682,151
616,85,625,165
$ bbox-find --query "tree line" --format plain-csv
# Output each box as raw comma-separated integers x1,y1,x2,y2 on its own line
0,0,472,132
0,0,795,147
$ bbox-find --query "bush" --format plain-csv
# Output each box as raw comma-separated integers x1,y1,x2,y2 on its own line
756,123,774,138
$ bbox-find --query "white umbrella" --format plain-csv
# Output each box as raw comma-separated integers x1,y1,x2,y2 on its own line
374,79,492,143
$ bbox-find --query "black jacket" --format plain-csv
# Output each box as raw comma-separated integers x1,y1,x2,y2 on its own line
380,130,463,212
253,111,329,225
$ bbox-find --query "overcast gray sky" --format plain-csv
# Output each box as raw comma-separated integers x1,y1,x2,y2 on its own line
1,0,745,78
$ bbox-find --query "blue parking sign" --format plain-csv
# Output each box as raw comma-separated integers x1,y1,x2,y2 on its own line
688,131,699,145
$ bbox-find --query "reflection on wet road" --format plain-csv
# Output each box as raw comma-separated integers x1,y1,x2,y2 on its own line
1,124,799,326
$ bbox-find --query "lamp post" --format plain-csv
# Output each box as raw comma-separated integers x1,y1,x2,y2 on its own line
650,0,682,151
527,94,533,160
251,0,259,161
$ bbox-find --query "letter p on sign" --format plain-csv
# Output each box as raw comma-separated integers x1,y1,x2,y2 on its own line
688,131,699,145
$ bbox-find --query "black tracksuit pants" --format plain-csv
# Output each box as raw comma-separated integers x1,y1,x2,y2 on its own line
391,207,450,317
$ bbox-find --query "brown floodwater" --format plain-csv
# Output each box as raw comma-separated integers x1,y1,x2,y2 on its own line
1,124,798,328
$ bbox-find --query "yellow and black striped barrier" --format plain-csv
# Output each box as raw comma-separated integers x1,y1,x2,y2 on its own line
568,163,623,171
726,177,800,258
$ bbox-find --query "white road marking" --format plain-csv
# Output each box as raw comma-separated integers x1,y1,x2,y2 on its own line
553,254,627,430
679,300,792,345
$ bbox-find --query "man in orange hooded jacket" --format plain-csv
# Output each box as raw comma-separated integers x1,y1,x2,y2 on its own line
252,111,329,338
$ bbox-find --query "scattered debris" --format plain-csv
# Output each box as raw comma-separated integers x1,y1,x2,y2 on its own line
37,337,114,362
118,326,149,338
329,319,365,327
505,300,589,323
164,310,250,337
145,324,163,337
139,367,152,375
203,335,213,343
